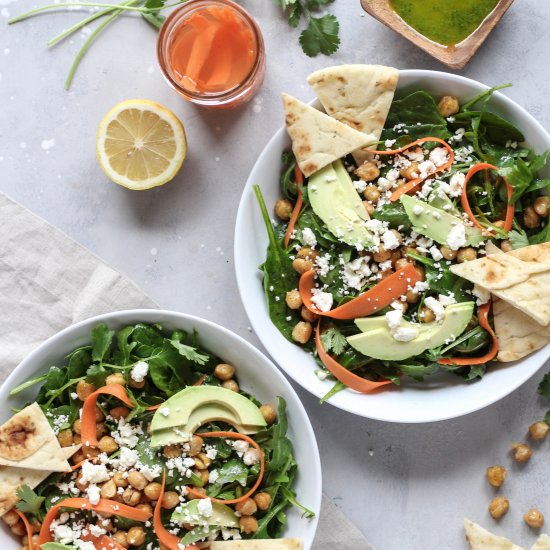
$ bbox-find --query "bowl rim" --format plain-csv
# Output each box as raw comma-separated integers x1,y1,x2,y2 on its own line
234,68,550,423
0,309,321,548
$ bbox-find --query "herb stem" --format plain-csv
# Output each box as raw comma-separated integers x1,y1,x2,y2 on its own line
9,374,48,397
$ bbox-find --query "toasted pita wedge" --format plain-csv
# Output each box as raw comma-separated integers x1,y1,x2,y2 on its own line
0,445,80,516
464,519,524,550
205,540,301,550
307,65,398,165
493,299,550,362
532,534,550,550
0,403,72,472
451,243,550,326
282,93,373,177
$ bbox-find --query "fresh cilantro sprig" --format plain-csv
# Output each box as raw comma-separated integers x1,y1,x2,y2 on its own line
274,0,340,56
15,485,46,519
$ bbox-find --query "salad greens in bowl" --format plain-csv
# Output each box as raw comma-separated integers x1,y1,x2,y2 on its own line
234,68,550,423
0,310,320,550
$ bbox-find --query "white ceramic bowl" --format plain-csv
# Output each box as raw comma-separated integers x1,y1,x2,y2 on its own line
234,70,550,423
0,310,321,549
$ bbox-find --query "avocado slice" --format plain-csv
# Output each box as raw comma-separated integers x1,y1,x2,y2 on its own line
347,302,474,360
150,386,266,447
171,499,239,528
309,160,373,248
41,545,76,550
400,195,484,248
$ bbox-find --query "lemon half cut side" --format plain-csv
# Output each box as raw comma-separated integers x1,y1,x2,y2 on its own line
96,99,187,190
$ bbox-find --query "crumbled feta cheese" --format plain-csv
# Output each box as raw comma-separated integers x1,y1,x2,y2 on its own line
385,139,396,148
447,223,467,250
393,326,419,342
131,361,149,382
385,309,403,330
382,230,400,250
86,485,101,505
341,256,372,291
243,448,261,466
232,440,249,455
119,447,139,468
311,289,333,312
159,407,171,417
315,253,331,278
111,418,143,449
197,498,213,518
53,524,78,545
70,392,79,400
301,228,317,247
418,160,436,179
473,284,491,306
88,525,107,538
80,461,110,484
205,448,218,460
378,260,393,272
429,246,443,261
412,204,424,216
353,179,367,193
429,147,449,167
75,541,96,550
377,177,393,192
449,172,466,197
424,296,446,322
438,293,456,307
208,470,219,484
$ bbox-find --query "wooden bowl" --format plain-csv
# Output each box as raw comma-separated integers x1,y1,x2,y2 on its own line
360,0,514,69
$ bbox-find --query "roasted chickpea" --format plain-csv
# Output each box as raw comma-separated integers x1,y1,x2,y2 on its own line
512,443,532,463
106,373,126,386
438,95,460,117
260,404,277,425
400,162,420,181
222,379,240,393
94,406,105,422
297,247,319,261
373,246,391,263
83,444,100,459
98,436,119,455
76,380,96,401
274,199,293,221
524,206,541,229
236,498,257,516
194,456,206,470
379,269,395,280
440,245,457,260
163,445,182,459
194,468,209,485
136,503,153,514
390,250,402,268
143,482,162,501
394,258,411,271
110,406,130,420
197,452,212,469
419,307,436,323
529,421,550,441
75,474,89,492
300,306,317,323
100,480,117,499
71,451,85,464
355,161,380,182
57,429,73,448
122,487,142,506
413,264,425,281
29,519,41,534
188,435,204,457
72,418,82,435
113,472,129,487
129,378,145,389
254,492,272,511
128,471,147,491
96,424,108,440
292,258,313,274
213,363,236,381
112,530,129,549
534,196,550,217
493,220,506,229
389,229,403,246
239,515,259,534
405,290,420,304
363,185,381,203
363,201,375,216
500,240,513,252
127,527,146,546
524,508,544,529
291,321,312,344
2,510,20,527
486,465,507,488
456,248,477,263
161,491,180,509
285,289,303,310
11,523,26,537
489,496,510,520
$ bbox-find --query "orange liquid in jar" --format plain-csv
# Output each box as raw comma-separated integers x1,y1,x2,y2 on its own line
168,5,258,95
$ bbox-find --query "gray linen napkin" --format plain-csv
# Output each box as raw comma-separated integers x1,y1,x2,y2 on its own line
0,191,372,550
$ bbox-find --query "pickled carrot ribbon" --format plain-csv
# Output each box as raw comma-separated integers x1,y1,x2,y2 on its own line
284,166,304,248
14,510,35,550
299,263,421,320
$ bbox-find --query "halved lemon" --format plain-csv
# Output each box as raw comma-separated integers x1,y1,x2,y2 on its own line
96,99,187,190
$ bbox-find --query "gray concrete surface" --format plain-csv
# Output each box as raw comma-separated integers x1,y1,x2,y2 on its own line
1,1,550,548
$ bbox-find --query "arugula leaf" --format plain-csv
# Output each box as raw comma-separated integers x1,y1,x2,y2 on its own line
214,459,249,487
398,362,439,381
539,372,550,400
373,202,412,230
16,485,45,518
500,151,549,201
320,380,345,403
320,327,347,355
509,229,530,249
91,323,114,363
299,14,339,57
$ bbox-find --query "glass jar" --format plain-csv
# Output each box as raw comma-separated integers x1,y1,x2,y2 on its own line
157,0,265,109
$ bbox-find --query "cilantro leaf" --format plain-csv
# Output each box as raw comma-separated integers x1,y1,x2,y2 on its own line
299,14,340,57
16,485,45,518
144,0,164,9
320,327,347,356
509,229,530,249
288,3,302,28
538,372,550,400
170,339,209,365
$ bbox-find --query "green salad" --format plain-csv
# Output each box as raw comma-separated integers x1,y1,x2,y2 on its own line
256,84,550,399
1,323,312,550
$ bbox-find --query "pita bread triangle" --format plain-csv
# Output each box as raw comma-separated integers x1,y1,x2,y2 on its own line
307,65,399,165
282,93,373,177
464,519,524,550
208,539,302,550
532,535,550,550
450,243,550,326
